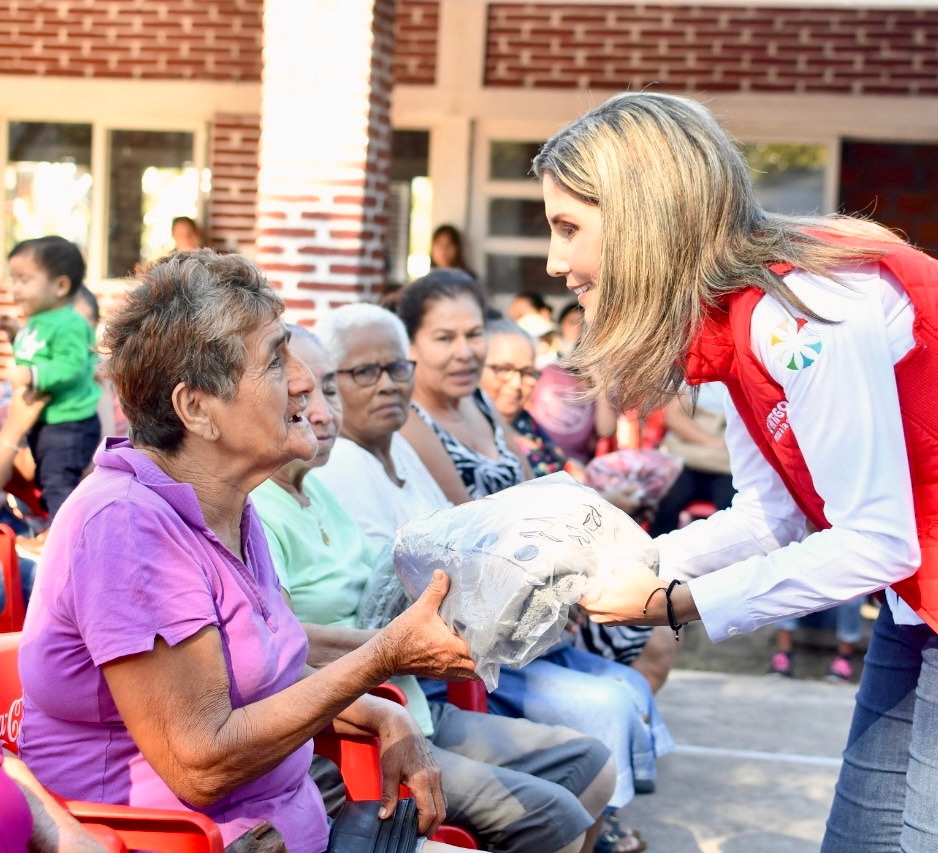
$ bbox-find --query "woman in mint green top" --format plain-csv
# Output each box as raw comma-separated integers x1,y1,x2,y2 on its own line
254,472,374,629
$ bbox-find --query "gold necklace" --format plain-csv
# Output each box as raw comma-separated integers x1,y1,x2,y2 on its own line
306,502,330,546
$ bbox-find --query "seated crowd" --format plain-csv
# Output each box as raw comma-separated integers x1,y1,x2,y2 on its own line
1,248,714,853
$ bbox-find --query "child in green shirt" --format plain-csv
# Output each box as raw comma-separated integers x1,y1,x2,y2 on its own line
5,236,100,519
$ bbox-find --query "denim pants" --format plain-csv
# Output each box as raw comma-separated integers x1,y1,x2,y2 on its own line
822,604,938,851
28,414,100,518
776,596,865,645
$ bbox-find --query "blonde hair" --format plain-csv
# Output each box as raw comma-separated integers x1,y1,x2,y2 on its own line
532,91,903,412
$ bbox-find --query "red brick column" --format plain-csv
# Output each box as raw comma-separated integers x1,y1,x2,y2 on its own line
256,0,396,326
208,113,261,257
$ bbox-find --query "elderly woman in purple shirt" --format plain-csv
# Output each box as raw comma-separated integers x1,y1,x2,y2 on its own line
16,250,475,853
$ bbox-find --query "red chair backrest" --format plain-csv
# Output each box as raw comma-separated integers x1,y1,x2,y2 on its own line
0,525,26,633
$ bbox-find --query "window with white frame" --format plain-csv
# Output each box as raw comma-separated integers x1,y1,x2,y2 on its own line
6,122,93,257
478,138,563,313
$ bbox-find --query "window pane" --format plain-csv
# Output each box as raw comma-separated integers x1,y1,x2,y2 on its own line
488,198,548,238
486,253,561,297
391,130,429,182
5,122,93,254
741,143,827,216
489,141,542,181
107,130,197,278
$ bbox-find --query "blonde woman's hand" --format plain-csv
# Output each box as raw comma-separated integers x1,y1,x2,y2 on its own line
578,549,667,626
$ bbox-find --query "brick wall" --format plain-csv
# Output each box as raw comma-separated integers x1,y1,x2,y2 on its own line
394,0,440,85
485,4,938,95
0,0,262,80
207,113,261,256
0,0,432,83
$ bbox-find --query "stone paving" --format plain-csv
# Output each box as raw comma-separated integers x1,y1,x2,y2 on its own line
613,616,874,852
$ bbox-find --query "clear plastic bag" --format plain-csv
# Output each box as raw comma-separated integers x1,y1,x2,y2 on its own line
584,448,684,505
393,472,657,690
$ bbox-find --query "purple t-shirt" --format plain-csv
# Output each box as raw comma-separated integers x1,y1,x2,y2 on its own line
18,438,328,852
0,753,33,853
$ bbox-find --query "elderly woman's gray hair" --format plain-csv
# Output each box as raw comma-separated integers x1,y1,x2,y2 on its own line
102,250,284,452
315,302,409,364
485,318,537,349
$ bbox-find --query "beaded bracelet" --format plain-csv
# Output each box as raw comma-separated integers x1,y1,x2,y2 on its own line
665,579,684,641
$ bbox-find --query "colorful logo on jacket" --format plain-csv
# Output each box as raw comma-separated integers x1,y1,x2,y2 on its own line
770,317,822,370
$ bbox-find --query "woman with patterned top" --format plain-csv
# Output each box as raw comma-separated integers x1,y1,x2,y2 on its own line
383,284,673,832
398,269,532,502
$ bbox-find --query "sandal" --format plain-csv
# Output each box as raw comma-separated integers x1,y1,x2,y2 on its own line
595,812,647,853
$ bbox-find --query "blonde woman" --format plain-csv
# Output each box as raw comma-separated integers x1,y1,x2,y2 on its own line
533,90,938,851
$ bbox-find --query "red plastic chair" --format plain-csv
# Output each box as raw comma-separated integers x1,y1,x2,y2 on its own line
63,800,222,853
0,523,26,633
1,632,224,852
3,633,476,849
1,630,24,752
313,683,479,848
446,680,488,713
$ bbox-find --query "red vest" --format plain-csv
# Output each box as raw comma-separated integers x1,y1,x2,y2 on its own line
685,237,938,632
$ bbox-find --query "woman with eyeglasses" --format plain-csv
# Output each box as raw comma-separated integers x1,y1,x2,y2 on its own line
312,303,454,550
397,269,532,503
478,318,568,479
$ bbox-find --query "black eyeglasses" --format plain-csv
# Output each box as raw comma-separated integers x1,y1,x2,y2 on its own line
335,359,417,387
485,364,541,383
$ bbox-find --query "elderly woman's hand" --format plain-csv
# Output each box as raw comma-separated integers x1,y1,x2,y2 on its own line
373,702,447,836
375,570,477,681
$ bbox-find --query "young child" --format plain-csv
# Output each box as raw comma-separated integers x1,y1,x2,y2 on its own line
5,236,101,520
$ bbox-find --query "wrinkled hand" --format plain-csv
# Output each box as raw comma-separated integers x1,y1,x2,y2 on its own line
377,570,477,682
374,704,446,836
578,548,665,626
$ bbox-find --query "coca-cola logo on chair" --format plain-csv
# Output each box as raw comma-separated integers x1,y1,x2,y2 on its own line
0,697,23,749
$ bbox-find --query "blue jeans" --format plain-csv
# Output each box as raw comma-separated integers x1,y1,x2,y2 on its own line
422,642,675,808
822,604,938,851
776,596,865,645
